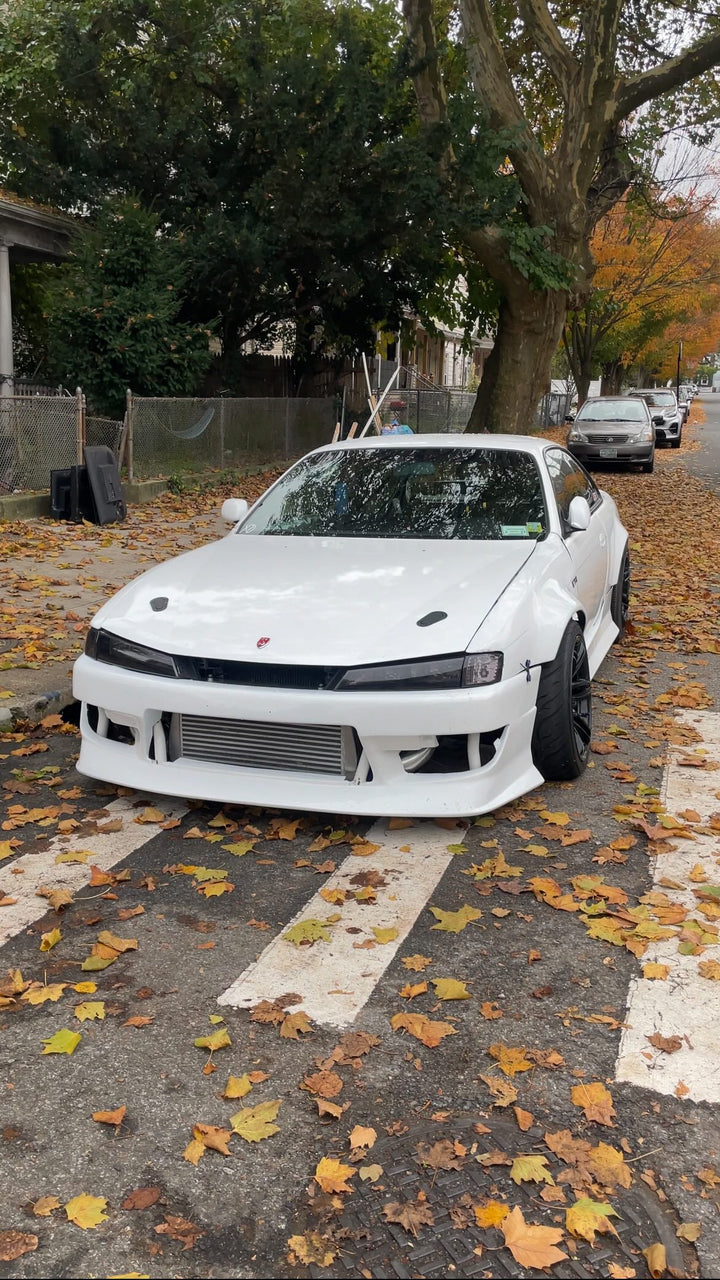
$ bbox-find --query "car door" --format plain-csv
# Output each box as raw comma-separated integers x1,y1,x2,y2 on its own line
544,448,610,629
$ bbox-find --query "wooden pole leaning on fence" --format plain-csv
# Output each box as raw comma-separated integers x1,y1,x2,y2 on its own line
75,387,86,465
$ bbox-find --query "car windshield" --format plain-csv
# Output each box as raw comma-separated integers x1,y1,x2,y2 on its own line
576,400,647,422
238,447,548,541
631,391,674,407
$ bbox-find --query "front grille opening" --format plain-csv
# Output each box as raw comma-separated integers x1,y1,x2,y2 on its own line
175,714,349,777
417,730,503,774
107,718,135,746
185,658,344,690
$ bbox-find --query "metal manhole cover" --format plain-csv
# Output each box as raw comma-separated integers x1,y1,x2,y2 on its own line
291,1114,697,1279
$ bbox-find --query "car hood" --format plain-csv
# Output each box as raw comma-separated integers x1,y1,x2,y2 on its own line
92,535,537,666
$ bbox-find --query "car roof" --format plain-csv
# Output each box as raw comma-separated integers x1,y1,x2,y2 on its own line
629,387,675,394
578,396,643,403
317,433,557,458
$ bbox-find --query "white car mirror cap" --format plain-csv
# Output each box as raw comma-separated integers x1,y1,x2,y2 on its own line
221,498,249,523
567,495,591,532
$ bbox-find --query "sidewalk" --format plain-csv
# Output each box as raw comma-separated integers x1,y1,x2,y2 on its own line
0,468,282,726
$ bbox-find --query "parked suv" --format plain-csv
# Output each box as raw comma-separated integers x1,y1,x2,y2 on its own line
566,396,655,472
627,388,682,447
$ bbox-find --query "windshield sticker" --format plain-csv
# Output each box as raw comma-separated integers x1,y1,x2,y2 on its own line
501,525,530,538
526,522,543,534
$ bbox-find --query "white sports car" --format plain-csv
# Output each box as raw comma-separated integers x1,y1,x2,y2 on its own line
73,435,629,817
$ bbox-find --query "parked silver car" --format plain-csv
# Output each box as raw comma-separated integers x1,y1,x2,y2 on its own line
566,396,655,472
627,388,682,447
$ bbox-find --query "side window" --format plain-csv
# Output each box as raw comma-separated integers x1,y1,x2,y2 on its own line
545,449,601,523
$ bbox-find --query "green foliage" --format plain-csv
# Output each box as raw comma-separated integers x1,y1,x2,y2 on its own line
0,0,505,367
42,200,213,415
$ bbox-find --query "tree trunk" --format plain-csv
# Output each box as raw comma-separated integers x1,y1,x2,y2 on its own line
466,287,568,433
575,369,593,407
601,360,624,395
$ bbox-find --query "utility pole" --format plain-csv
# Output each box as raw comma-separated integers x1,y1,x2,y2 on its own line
676,341,683,403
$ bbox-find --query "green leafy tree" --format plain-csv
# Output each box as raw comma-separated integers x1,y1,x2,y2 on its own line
0,0,502,383
43,201,213,416
402,1,720,432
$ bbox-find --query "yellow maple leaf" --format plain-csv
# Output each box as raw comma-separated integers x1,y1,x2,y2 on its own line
283,918,332,945
222,840,256,857
73,981,97,994
194,1027,231,1052
390,1012,457,1048
224,1074,253,1099
642,963,670,980
197,881,234,897
566,1196,618,1243
288,1231,337,1267
39,927,62,952
23,982,66,1006
401,954,432,971
539,810,571,826
432,978,471,1000
372,926,398,944
314,1156,356,1194
55,849,94,864
96,930,138,953
587,1142,632,1189
429,904,482,932
400,980,427,999
64,1194,109,1229
183,1138,206,1165
74,1001,105,1022
230,1099,281,1142
475,1200,510,1228
133,806,166,824
510,1154,554,1186
41,1028,81,1055
571,1080,616,1126
488,1043,534,1077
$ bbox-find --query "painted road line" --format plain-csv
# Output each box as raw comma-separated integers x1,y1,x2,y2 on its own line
615,710,720,1104
0,795,187,947
218,821,456,1029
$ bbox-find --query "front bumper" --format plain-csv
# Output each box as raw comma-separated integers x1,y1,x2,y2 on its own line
73,654,544,818
568,441,654,464
653,419,680,441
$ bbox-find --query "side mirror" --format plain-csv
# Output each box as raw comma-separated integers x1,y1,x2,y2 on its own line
221,498,249,523
567,495,591,532
564,413,575,424
652,415,664,426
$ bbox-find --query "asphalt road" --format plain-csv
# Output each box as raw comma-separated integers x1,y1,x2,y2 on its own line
684,388,720,494
1,413,720,1279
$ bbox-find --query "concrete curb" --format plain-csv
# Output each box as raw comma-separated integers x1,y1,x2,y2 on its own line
0,684,77,731
0,478,167,522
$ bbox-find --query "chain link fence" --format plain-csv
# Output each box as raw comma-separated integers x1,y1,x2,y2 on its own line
0,395,80,493
129,395,338,481
379,387,476,434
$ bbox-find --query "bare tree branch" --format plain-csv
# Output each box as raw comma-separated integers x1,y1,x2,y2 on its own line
459,0,550,210
517,0,576,88
616,28,720,120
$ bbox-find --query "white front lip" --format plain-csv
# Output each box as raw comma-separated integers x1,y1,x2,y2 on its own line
73,655,543,819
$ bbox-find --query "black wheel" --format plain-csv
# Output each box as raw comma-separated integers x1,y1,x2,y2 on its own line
531,621,592,781
671,430,682,449
611,545,630,638
641,456,654,473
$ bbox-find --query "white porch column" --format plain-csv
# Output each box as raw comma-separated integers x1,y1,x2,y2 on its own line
0,241,13,397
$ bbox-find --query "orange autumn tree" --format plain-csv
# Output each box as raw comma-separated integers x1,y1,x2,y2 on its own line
563,192,720,402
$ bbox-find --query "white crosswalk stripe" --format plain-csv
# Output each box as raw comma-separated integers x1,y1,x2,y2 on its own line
0,796,187,947
218,820,456,1028
615,710,720,1103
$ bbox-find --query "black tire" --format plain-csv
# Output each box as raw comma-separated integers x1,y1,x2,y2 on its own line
611,545,630,639
641,456,654,473
531,621,592,781
671,430,682,449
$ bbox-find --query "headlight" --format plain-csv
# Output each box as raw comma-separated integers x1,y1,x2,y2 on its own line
568,427,588,442
335,652,503,691
85,626,179,678
628,426,654,442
